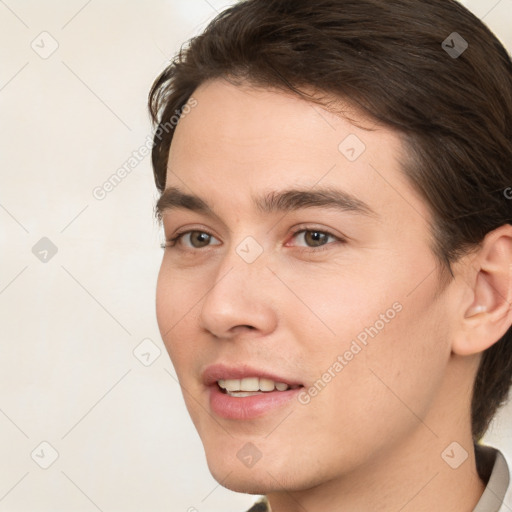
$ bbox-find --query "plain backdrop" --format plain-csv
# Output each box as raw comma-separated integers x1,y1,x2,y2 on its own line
0,1,511,511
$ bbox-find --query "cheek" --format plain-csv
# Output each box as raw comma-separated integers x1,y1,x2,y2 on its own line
273,254,402,356
290,248,451,422
323,277,449,436
155,264,175,338
155,261,198,363
288,297,450,477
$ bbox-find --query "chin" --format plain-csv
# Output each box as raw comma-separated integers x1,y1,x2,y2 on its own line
204,446,320,496
203,446,279,494
209,466,290,495
213,473,269,495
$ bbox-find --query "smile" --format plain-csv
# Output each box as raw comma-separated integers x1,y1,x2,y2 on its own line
217,377,301,397
203,364,304,419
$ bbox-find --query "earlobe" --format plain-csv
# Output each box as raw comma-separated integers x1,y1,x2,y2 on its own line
452,225,512,356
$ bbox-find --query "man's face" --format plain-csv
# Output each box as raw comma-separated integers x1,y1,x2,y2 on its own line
156,79,456,493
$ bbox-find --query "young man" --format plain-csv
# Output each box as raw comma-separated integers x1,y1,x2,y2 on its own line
149,1,512,510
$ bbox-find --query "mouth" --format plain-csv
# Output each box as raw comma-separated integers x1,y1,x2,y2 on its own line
203,364,304,420
217,377,302,397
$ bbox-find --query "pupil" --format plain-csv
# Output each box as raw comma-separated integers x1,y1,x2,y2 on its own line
306,231,327,246
192,232,210,247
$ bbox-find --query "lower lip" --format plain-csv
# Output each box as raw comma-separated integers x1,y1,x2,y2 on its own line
208,384,302,420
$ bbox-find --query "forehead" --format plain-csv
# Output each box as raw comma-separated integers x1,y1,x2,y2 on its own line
165,78,432,226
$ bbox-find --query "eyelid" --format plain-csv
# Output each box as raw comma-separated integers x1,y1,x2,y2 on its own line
285,225,345,249
162,226,220,249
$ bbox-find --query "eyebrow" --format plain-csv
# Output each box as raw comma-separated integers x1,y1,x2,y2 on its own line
155,185,379,221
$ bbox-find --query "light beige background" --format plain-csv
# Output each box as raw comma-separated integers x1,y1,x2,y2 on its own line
0,1,511,511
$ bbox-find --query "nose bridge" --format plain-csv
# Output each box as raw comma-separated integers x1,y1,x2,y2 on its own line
198,233,276,337
214,232,269,289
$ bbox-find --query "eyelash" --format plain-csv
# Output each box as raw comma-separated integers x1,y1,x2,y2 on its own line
161,226,345,253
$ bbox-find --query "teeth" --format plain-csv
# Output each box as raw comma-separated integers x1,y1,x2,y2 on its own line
259,378,275,392
228,391,261,397
224,379,240,392
217,377,292,393
241,377,259,391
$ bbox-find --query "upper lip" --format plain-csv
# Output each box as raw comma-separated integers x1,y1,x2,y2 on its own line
202,363,304,387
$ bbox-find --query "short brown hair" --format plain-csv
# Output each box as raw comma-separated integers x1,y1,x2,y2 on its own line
148,0,512,441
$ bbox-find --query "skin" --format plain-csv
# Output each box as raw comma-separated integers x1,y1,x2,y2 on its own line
155,78,512,512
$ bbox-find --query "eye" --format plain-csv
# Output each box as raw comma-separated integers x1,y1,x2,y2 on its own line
288,229,343,249
162,230,221,250
161,227,344,252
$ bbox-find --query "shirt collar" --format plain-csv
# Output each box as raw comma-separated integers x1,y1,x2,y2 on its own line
473,444,511,512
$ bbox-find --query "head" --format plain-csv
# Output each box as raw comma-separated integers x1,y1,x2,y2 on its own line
149,0,512,495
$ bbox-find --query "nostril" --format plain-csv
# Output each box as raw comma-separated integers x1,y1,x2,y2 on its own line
233,325,255,331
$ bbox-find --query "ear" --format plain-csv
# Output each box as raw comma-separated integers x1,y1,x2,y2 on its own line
452,224,512,356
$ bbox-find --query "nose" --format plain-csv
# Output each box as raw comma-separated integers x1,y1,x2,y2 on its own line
198,242,278,340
